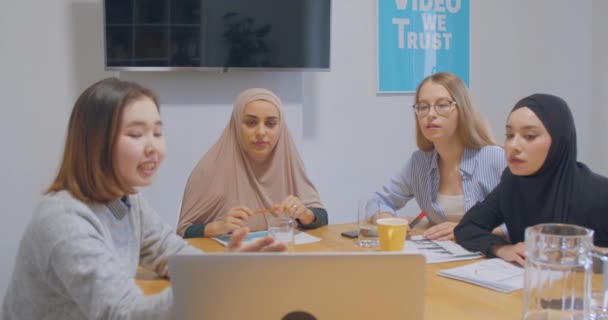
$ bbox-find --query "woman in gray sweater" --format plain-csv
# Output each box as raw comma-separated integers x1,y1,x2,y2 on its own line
2,78,285,320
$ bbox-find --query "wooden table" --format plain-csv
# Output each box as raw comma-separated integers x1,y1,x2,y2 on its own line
136,223,523,320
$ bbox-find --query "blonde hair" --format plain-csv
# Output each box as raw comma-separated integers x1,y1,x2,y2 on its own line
414,72,496,151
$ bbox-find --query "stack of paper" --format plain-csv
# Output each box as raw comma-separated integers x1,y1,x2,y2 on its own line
213,230,321,246
437,258,524,293
403,235,483,263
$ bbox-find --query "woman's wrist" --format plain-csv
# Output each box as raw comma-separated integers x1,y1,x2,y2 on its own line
490,244,506,257
297,208,315,225
204,221,218,238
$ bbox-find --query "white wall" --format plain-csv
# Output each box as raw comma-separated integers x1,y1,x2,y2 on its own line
592,0,608,174
128,0,603,227
0,0,113,301
1,0,606,301
471,1,596,167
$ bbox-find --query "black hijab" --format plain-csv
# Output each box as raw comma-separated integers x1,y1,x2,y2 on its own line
455,94,608,251
501,94,608,245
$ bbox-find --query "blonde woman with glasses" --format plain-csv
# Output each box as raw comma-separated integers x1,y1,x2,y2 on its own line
371,72,506,240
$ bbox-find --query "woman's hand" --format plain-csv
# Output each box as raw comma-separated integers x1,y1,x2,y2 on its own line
227,227,286,252
274,195,315,225
422,221,458,240
370,212,395,224
205,206,253,237
492,242,525,266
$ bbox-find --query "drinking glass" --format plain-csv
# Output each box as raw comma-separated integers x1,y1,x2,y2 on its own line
590,247,608,320
357,198,380,248
523,223,594,320
268,215,295,251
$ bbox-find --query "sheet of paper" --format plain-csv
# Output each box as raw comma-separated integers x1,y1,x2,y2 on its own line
438,258,524,293
293,231,323,244
403,235,483,263
213,230,321,246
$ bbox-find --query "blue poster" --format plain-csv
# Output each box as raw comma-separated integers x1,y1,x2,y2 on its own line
378,0,469,93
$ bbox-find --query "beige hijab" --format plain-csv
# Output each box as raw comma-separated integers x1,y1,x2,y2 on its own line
177,88,324,235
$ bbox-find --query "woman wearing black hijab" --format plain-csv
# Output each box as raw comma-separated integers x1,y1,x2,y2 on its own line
454,93,608,266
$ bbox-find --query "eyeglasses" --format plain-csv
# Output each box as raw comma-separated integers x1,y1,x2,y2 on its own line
412,100,457,117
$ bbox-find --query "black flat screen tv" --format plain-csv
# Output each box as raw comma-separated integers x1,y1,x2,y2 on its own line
104,0,331,71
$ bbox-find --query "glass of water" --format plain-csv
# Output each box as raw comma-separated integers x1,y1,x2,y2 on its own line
590,247,608,320
268,215,295,251
523,223,594,320
357,197,380,248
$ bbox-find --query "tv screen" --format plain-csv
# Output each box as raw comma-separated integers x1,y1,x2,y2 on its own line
104,0,331,71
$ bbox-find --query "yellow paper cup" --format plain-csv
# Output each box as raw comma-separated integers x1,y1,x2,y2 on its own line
377,218,409,252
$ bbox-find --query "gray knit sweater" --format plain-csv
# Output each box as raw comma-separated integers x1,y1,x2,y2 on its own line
2,190,200,320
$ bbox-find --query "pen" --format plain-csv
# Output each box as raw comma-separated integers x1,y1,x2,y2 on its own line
454,253,483,259
253,208,275,215
409,211,427,229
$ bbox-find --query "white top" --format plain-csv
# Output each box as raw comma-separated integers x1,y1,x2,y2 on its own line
436,193,465,218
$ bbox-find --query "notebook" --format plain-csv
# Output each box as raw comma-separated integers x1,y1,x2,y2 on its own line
169,252,426,320
437,258,524,293
404,235,483,263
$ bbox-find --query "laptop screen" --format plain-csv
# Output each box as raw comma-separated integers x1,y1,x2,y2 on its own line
168,252,425,320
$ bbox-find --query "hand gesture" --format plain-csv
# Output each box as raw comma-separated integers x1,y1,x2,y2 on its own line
227,227,286,252
273,195,315,225
205,206,253,237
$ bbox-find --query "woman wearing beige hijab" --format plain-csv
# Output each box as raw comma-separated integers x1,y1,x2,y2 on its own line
178,88,327,238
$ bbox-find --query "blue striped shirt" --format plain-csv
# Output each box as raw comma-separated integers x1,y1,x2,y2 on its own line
373,146,507,224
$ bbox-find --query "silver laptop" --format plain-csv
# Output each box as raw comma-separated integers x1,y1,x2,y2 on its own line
168,252,426,320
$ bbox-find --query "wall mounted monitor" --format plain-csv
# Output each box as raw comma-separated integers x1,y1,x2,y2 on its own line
104,0,331,71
